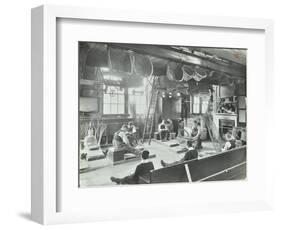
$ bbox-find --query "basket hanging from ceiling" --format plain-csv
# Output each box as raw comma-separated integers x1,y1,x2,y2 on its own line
85,44,109,68
193,66,207,81
109,47,133,74
133,53,153,77
83,66,103,81
166,62,184,82
151,57,168,76
182,65,194,82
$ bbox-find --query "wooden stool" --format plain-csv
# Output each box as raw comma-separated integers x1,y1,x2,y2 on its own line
154,132,160,140
124,153,138,160
170,132,176,139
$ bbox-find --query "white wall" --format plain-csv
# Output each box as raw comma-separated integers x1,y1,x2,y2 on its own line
0,0,280,229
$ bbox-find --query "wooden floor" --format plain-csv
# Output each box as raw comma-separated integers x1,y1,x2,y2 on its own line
79,139,219,187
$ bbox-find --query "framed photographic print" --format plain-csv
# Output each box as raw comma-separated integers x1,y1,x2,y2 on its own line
31,5,274,225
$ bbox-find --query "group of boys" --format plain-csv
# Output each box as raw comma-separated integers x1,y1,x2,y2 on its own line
109,119,246,185
110,140,198,185
222,129,246,151
111,122,138,150
159,119,202,149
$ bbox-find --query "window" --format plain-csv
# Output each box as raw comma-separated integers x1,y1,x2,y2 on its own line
103,86,125,114
238,96,246,123
201,98,209,113
192,96,200,114
103,74,122,82
192,94,209,114
129,89,146,115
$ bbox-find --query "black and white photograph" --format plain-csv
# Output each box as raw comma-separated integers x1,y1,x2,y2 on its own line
78,42,247,187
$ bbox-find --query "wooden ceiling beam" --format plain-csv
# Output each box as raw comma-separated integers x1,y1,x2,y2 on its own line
110,44,246,78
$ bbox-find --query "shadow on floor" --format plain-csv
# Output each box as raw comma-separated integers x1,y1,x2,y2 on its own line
18,212,32,221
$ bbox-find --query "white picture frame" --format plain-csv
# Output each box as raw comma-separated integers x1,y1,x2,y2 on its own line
31,5,274,225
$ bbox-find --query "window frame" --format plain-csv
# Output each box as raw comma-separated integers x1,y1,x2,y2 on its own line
191,94,209,114
102,84,126,116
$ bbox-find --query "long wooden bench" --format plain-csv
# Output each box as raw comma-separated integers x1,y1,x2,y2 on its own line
188,146,246,182
140,146,246,184
150,163,190,183
202,162,246,181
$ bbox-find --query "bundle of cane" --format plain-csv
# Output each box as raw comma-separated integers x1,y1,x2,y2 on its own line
91,120,100,142
97,121,107,146
89,120,107,147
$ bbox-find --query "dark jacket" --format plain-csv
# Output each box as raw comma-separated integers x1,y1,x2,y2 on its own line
183,149,198,161
133,161,154,183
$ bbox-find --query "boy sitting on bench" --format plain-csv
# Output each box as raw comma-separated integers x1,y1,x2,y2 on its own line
160,140,198,167
103,124,141,156
110,150,154,184
112,125,135,150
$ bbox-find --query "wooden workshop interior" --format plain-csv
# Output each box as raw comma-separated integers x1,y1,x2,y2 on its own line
79,42,247,187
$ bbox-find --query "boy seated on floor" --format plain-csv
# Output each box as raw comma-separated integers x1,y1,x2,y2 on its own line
160,140,198,167
188,120,202,149
222,131,236,151
177,119,185,137
110,150,154,184
126,121,138,147
158,119,170,141
166,119,174,133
